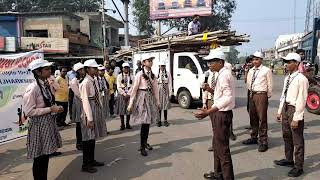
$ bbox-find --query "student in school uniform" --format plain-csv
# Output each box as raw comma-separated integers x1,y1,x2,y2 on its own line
70,62,85,151
195,49,235,180
274,53,309,177
156,60,172,127
79,59,106,173
115,62,133,130
128,57,160,157
243,51,273,152
98,65,110,120
23,59,63,180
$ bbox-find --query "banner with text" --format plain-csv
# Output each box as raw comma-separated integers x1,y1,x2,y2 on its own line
0,50,44,144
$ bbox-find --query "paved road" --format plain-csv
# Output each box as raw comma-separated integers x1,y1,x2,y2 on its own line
0,75,319,180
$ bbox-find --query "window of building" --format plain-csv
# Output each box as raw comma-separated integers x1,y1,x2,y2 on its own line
178,56,198,74
25,30,48,37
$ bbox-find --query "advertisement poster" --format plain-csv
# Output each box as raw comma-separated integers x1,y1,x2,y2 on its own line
150,0,213,20
0,50,44,144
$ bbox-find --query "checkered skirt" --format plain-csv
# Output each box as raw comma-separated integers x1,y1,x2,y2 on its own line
27,113,62,159
159,83,171,110
115,94,130,116
81,98,107,141
130,90,159,125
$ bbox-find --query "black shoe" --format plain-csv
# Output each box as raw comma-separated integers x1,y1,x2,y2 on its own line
164,121,170,127
242,138,258,145
61,122,71,127
203,171,223,179
140,148,148,156
274,159,294,167
145,143,153,150
126,124,132,129
91,160,105,167
76,144,83,151
208,146,213,152
49,151,62,157
120,126,125,131
288,168,304,177
157,121,162,127
258,144,268,152
82,165,97,173
230,133,237,141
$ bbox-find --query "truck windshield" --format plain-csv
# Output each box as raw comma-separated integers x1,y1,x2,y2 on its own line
195,55,209,72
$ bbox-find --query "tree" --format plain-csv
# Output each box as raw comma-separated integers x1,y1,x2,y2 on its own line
0,0,100,12
226,46,239,64
132,0,154,36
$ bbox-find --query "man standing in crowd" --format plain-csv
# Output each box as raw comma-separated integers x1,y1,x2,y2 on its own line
274,53,308,177
135,60,142,75
110,59,121,76
67,67,77,122
188,14,201,36
105,67,117,118
243,51,273,152
55,66,70,127
195,49,235,180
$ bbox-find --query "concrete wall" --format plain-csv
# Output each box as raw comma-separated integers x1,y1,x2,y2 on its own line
23,16,64,38
62,16,81,32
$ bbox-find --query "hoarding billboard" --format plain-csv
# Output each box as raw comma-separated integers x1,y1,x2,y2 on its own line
150,0,213,20
21,37,69,54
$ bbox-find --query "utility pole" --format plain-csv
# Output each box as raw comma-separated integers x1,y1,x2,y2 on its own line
101,0,107,62
124,0,129,46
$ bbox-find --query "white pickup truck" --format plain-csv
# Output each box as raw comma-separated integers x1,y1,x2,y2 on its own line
132,49,208,109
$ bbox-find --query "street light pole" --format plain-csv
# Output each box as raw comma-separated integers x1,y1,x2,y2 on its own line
124,0,129,46
101,0,107,62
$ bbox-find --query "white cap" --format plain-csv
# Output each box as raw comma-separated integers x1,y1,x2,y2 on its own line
253,51,263,59
282,53,301,62
159,60,166,66
98,65,105,70
28,59,53,71
142,57,155,61
203,49,226,61
84,59,99,68
122,62,130,68
73,62,84,72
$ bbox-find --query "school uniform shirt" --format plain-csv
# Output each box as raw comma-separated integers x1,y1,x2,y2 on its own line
116,73,134,96
128,71,160,107
105,73,117,94
70,78,81,99
23,80,52,117
277,71,309,121
80,74,99,122
55,76,69,102
211,66,235,111
246,65,273,97
157,70,172,93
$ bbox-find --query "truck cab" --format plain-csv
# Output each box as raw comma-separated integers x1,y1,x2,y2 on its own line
173,52,208,108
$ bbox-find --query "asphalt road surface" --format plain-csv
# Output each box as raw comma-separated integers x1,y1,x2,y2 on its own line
0,75,319,180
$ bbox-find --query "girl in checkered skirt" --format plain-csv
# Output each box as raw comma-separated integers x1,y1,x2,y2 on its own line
79,59,107,173
23,59,63,180
128,57,160,156
156,61,172,127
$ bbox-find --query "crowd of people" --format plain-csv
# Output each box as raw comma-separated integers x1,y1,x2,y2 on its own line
23,57,173,179
22,46,310,180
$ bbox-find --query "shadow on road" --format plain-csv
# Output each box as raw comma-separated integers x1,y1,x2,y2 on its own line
55,132,211,180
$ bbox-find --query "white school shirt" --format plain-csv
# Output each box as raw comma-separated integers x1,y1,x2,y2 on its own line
246,65,273,97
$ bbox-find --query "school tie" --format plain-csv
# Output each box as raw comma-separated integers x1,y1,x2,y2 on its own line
161,72,167,94
249,68,258,98
43,80,53,104
210,73,216,99
283,74,291,103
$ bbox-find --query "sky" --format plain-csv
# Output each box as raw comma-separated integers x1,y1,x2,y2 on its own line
107,0,308,56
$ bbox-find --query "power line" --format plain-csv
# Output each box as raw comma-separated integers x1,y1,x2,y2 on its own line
232,17,305,23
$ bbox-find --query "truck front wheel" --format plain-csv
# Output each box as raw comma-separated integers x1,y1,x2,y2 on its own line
306,86,320,114
178,90,192,109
